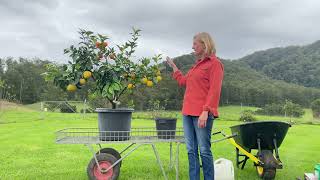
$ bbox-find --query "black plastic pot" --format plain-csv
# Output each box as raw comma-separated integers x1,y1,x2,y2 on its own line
155,118,177,139
96,108,134,141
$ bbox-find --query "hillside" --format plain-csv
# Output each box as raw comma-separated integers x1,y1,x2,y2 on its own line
164,54,320,107
238,40,320,87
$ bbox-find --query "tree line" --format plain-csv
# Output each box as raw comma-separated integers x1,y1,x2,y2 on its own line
1,54,320,112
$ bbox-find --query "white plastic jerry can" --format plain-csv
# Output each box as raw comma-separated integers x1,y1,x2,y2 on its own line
214,158,235,180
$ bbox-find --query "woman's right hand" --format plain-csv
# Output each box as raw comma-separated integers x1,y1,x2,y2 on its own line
166,56,178,72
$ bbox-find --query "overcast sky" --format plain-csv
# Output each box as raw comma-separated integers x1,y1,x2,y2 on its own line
0,0,319,63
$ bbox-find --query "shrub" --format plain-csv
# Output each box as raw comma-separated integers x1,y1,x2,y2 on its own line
311,99,320,118
239,110,257,122
255,100,305,118
283,100,305,118
255,103,284,116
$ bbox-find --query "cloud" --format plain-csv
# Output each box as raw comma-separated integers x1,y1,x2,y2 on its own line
0,0,319,62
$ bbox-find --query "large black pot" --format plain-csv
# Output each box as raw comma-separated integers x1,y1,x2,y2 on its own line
155,118,177,139
96,108,134,141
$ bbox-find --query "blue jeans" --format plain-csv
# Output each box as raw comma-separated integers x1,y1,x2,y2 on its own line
183,115,214,180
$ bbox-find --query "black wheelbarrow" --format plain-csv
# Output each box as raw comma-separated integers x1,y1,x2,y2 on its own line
215,121,291,180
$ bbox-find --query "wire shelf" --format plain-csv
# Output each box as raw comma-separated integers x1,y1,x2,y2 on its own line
56,127,185,144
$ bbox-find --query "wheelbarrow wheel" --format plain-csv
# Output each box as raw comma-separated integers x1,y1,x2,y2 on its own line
87,153,120,180
97,148,122,167
256,150,277,180
263,168,276,180
256,166,276,180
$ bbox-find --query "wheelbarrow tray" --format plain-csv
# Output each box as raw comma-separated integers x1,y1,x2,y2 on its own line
230,121,291,150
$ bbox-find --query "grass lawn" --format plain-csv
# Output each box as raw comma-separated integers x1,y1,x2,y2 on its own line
0,105,319,179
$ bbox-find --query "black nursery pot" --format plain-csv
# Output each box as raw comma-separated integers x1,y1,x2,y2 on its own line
155,117,177,139
96,108,134,141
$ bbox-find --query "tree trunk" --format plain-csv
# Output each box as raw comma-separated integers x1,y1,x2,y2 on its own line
111,101,117,109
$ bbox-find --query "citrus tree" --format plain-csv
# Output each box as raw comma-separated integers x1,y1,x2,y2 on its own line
44,28,162,109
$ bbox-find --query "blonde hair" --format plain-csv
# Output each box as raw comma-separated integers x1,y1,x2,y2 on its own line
193,32,216,56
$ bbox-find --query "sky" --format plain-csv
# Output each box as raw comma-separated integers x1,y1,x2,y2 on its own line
0,0,319,63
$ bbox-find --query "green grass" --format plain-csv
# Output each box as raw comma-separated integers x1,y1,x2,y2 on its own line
24,101,90,113
0,105,319,179
218,105,319,124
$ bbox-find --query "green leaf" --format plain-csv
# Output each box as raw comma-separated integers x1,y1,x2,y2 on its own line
108,86,114,95
85,31,93,35
75,64,81,70
62,72,69,77
113,82,121,91
102,84,112,97
64,49,70,54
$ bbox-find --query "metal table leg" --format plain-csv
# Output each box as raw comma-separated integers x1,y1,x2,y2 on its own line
169,142,173,169
175,142,180,180
151,143,168,180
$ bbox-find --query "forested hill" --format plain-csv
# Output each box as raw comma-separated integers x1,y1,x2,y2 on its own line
238,40,320,88
168,54,320,107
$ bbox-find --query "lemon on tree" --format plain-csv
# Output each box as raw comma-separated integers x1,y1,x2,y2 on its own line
141,77,148,84
130,73,136,80
146,80,153,87
127,83,134,89
156,76,162,82
66,84,77,92
79,78,86,85
45,28,163,109
101,41,108,48
96,41,108,49
83,71,92,79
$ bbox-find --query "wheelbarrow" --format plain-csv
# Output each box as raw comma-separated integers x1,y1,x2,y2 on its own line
215,121,291,180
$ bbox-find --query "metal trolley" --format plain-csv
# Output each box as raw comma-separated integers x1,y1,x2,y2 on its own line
56,122,290,180
56,127,187,180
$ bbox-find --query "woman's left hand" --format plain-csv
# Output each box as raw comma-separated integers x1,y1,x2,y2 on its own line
198,111,208,128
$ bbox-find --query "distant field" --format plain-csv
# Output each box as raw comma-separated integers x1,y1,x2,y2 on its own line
0,103,319,179
22,102,319,125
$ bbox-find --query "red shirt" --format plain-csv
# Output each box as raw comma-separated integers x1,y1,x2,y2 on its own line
172,54,224,117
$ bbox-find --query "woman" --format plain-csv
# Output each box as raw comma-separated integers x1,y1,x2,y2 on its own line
166,32,224,180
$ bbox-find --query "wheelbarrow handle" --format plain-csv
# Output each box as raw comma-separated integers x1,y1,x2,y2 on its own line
212,131,237,138
211,133,238,143
212,131,221,136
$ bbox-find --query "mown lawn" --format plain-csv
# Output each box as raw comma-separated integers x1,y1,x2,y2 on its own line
0,105,319,179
